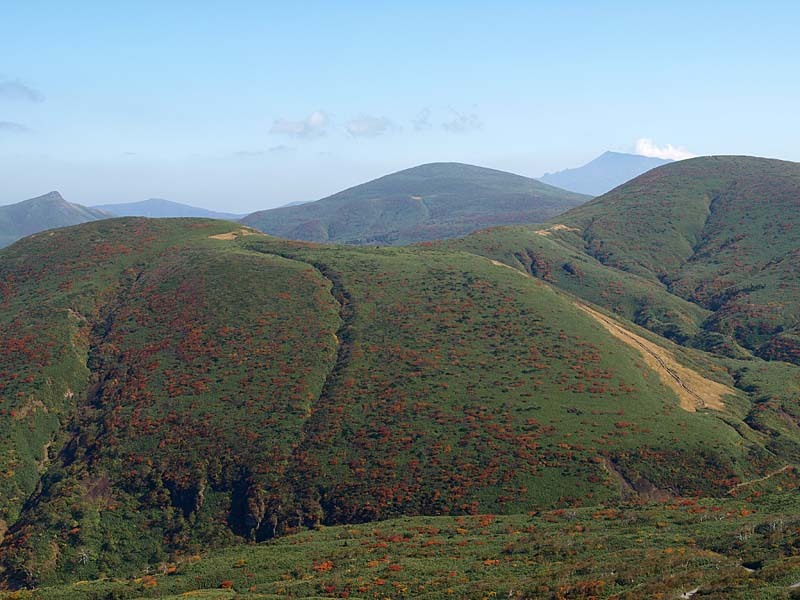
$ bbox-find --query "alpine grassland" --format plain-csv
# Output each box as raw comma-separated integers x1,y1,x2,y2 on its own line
7,485,800,599
1,156,800,598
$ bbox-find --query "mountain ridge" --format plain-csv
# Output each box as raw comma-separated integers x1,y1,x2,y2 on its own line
93,198,241,219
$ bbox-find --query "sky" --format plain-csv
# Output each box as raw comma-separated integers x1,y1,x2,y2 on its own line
1,1,799,211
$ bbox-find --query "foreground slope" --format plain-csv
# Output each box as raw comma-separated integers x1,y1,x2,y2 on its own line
241,162,589,245
0,192,109,248
16,485,800,600
0,218,777,587
540,151,672,195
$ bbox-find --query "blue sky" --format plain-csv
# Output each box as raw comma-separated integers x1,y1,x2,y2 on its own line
1,1,799,210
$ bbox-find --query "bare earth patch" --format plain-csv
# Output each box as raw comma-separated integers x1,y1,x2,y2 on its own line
575,303,733,412
209,227,262,240
536,223,581,236
488,259,527,275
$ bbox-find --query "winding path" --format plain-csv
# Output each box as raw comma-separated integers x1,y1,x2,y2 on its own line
726,465,795,494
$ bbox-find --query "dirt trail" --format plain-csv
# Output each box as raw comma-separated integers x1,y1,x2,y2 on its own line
727,465,795,494
486,258,733,412
209,227,262,240
535,223,580,237
489,259,528,275
574,303,733,412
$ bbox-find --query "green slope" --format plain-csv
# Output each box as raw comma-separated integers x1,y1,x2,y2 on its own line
559,156,800,363
0,192,109,248
241,162,589,245
15,485,800,600
444,154,800,472
0,218,781,587
448,156,800,364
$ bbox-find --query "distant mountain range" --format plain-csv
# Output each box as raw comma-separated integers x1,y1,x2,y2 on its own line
0,155,677,250
0,191,109,247
93,198,241,220
0,195,240,248
540,151,672,195
242,162,590,244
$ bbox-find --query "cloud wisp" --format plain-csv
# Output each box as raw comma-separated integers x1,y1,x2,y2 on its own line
270,111,330,139
412,108,432,131
0,80,44,103
233,145,294,158
345,115,395,138
0,121,30,133
269,107,484,139
634,138,696,161
442,110,482,133
233,150,266,158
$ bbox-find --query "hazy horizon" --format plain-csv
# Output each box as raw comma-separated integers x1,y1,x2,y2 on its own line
1,149,680,210
2,2,799,211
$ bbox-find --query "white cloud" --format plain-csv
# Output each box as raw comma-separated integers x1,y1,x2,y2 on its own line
0,79,44,103
634,138,696,161
270,111,330,139
345,115,395,138
442,110,482,133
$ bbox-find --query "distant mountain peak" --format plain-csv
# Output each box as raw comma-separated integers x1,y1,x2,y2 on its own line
242,162,589,245
26,191,67,204
540,151,672,196
0,191,108,247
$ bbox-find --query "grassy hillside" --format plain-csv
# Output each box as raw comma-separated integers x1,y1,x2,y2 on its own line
0,218,785,588
443,224,714,347
0,220,341,586
0,192,109,248
241,163,589,245
448,156,800,365
12,484,800,600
